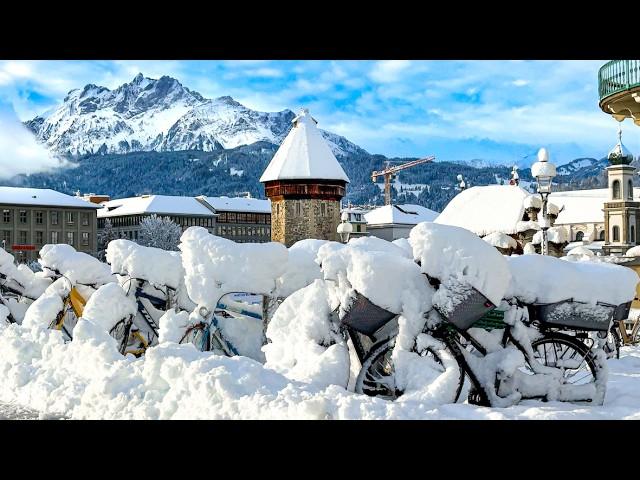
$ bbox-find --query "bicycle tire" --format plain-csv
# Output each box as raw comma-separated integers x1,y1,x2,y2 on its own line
631,320,640,345
109,319,132,355
527,332,605,405
354,336,464,403
179,324,209,351
605,326,621,359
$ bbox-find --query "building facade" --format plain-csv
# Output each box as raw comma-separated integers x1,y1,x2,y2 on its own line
341,206,369,238
198,196,271,243
0,187,99,262
365,204,438,241
260,109,350,247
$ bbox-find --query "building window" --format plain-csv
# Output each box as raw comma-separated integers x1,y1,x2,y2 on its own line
81,213,89,226
19,210,27,224
613,226,620,242
629,180,634,200
66,211,74,225
613,180,621,200
66,232,74,246
35,211,43,225
575,231,584,242
276,204,280,215
3,210,11,223
35,231,43,245
51,211,58,225
82,232,89,246
51,231,59,243
294,201,302,217
19,231,27,244
2,230,10,245
599,230,605,241
321,203,326,217
631,225,636,244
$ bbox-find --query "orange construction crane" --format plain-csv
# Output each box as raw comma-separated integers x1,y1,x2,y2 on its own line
371,156,435,206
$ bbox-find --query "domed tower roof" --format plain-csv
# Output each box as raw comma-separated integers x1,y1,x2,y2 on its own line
260,108,350,183
608,124,635,165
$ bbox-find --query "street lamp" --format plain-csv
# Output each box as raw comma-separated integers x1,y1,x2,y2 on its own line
457,174,466,191
337,211,353,243
531,147,557,255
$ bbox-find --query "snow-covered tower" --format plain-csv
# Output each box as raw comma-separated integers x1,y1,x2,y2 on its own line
603,125,639,255
260,109,350,247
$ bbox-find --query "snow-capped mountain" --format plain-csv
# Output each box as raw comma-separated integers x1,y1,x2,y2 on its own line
25,73,367,158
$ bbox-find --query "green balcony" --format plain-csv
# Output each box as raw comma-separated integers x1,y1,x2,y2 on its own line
598,60,640,125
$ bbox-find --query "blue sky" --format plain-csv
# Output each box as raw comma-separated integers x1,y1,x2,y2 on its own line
0,60,637,166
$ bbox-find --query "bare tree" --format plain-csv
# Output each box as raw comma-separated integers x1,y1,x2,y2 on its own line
138,214,181,251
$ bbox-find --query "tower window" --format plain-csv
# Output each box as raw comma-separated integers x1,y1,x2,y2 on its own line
631,225,636,244
613,226,620,242
613,180,621,200
575,231,584,241
599,230,605,241
629,180,634,200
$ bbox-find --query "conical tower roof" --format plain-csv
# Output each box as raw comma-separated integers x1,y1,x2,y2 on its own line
260,108,350,183
608,124,635,165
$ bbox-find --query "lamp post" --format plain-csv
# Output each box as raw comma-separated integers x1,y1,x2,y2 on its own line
337,211,353,243
531,148,556,255
457,174,466,191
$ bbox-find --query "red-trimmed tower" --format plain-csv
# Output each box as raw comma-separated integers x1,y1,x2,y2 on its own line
260,109,350,247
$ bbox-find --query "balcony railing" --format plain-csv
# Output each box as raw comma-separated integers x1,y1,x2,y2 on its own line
598,60,640,101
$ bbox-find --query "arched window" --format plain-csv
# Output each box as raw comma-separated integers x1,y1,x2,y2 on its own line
613,226,620,242
575,231,584,241
632,225,636,243
629,180,634,200
599,230,605,241
613,180,621,200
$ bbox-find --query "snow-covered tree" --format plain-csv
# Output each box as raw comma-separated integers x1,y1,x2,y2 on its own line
97,218,119,260
138,214,181,251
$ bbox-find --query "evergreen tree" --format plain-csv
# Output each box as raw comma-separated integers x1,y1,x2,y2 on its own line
138,215,181,251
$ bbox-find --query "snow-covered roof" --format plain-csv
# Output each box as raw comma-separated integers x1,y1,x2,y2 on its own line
365,204,439,226
259,109,350,183
98,195,214,218
482,232,518,249
550,189,608,225
200,196,271,214
435,185,531,236
0,187,99,209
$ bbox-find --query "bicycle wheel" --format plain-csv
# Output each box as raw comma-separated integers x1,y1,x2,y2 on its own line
109,319,132,355
523,332,605,404
354,336,464,403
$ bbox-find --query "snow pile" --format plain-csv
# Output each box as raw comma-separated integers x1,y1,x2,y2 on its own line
81,283,138,333
435,185,530,236
409,222,511,306
392,237,413,256
505,254,638,305
523,243,537,255
0,248,51,298
347,235,412,259
179,227,288,309
275,246,322,299
625,246,640,257
516,220,541,232
264,280,349,388
524,195,542,209
21,278,69,330
566,246,595,257
547,202,560,216
532,227,568,245
106,239,184,289
482,232,518,249
38,244,114,286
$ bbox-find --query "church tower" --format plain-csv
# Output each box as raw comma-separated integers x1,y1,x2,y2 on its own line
260,109,350,247
603,125,639,255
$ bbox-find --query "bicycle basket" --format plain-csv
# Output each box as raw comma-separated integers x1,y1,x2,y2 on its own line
433,284,496,331
613,301,632,322
533,299,615,332
340,292,397,337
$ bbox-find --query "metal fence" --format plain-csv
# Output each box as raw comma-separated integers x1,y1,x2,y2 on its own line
598,60,640,101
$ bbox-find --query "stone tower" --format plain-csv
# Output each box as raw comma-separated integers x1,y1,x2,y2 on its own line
603,125,639,255
260,109,350,247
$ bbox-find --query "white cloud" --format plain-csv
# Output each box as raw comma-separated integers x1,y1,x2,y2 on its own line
512,79,529,87
0,106,68,179
369,60,412,83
